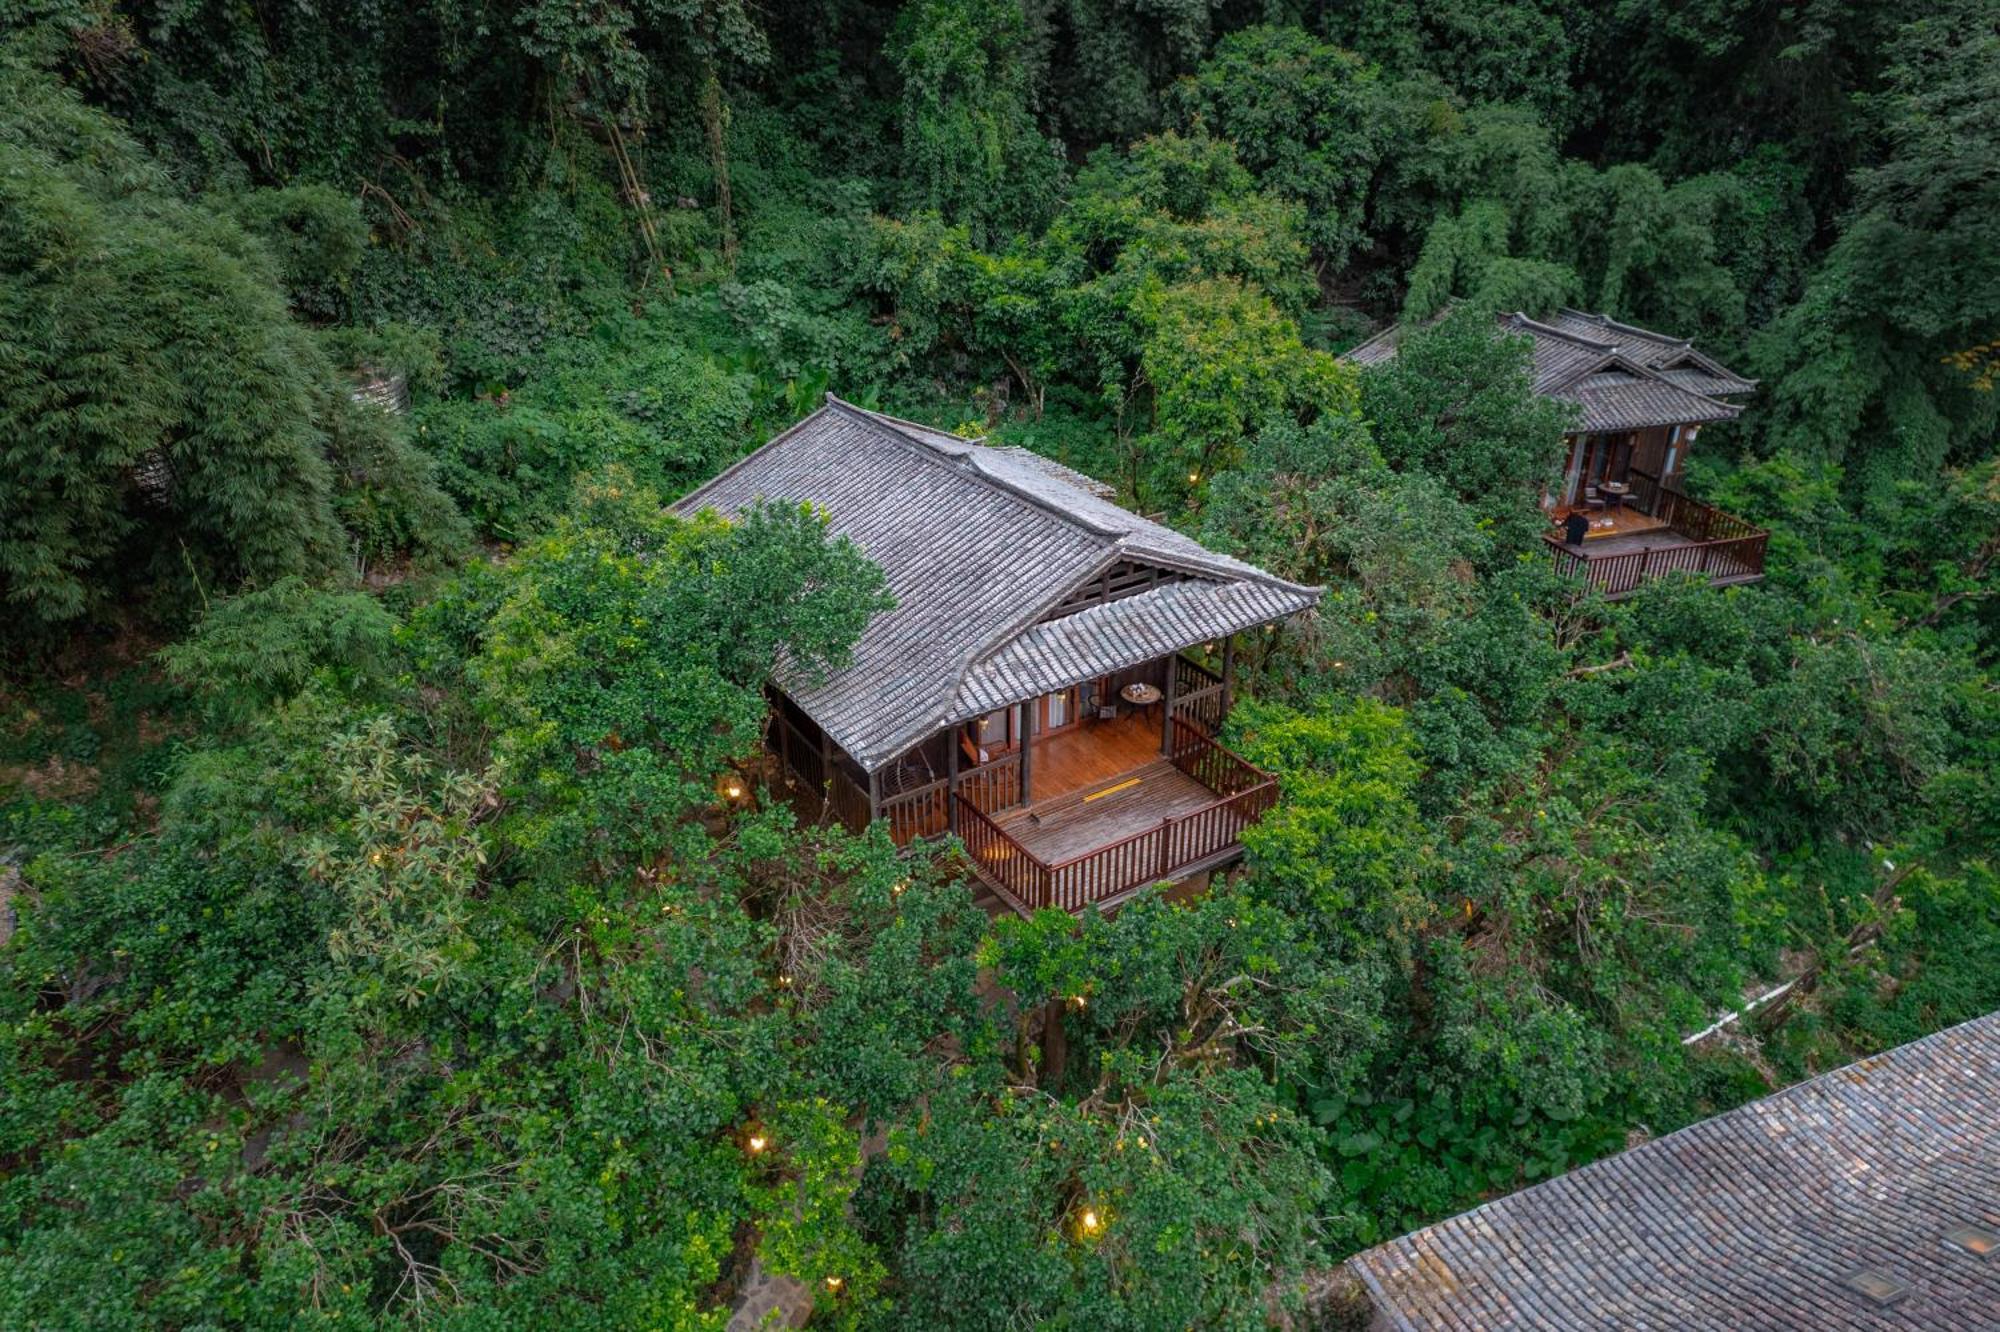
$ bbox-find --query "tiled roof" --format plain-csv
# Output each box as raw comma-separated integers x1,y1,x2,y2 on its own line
675,398,1319,770
1571,370,1742,432
953,579,1308,719
1547,308,1758,397
1340,309,1754,429
1349,1010,2000,1331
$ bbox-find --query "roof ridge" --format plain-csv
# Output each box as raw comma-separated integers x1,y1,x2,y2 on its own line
675,403,841,513
841,397,1323,595
826,395,1133,541
1505,311,1617,353
1559,306,1691,350
1343,323,1403,357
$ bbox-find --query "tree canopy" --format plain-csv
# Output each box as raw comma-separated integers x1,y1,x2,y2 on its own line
1,1,1995,1327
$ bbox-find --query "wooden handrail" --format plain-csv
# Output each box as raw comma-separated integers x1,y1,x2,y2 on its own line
894,710,1283,912
1044,778,1275,873
1543,528,1768,599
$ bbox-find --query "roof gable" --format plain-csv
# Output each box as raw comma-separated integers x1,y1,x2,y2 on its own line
674,398,1319,770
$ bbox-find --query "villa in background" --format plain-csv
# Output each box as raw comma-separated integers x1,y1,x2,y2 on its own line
1346,308,1768,598
675,397,1321,916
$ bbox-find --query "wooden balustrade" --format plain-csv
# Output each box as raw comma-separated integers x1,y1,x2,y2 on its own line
1547,478,1767,599
1036,777,1278,912
879,777,949,844
957,751,1023,815
1167,716,1265,797
1171,654,1227,736
771,712,825,790
947,717,1280,913
954,797,1053,910
827,767,873,834
1173,653,1222,697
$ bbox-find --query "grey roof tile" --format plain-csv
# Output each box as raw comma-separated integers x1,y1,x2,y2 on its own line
675,398,1319,770
1349,1010,2000,1331
1340,309,1754,430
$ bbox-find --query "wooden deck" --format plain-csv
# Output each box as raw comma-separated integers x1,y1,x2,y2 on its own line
1574,529,1759,570
1578,508,1670,540
1027,711,1162,803
950,718,1278,916
1546,477,1768,598
1000,759,1220,863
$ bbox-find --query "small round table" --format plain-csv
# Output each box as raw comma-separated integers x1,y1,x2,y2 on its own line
1121,682,1163,724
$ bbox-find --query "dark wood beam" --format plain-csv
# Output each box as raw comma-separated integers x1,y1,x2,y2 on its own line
1018,705,1034,808
1221,636,1235,717
945,727,960,834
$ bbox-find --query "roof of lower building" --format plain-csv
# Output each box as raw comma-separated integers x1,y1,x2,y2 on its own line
1342,308,1755,431
1348,1009,2000,1331
674,398,1320,771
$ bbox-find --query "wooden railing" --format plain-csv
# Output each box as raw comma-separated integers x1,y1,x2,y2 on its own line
955,797,1052,908
1171,653,1227,736
827,767,873,835
1167,716,1265,797
958,751,1022,815
879,776,948,844
1547,478,1767,599
1626,471,1763,544
1040,779,1277,912
950,718,1279,913
770,711,825,790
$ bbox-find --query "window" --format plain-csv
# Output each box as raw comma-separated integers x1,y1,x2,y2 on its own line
975,705,1021,750
1045,688,1072,729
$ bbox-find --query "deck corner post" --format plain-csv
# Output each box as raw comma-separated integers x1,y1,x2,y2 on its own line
945,728,960,833
1220,636,1235,718
1160,653,1179,754
1018,711,1034,807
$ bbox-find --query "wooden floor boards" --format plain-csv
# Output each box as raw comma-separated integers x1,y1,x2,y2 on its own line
1026,711,1163,803
1002,763,1221,864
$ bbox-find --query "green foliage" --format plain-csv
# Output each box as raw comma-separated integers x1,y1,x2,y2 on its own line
158,577,400,722
4,0,1999,1323
0,47,462,639
1175,27,1386,267
888,0,1061,242
414,324,756,538
1753,0,2000,499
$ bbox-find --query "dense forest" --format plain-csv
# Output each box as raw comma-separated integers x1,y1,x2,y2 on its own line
1,0,1995,1326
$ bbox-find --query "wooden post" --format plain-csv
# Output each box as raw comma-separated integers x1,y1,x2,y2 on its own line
1221,636,1235,719
868,767,882,824
945,728,960,835
1160,652,1179,754
1018,705,1034,808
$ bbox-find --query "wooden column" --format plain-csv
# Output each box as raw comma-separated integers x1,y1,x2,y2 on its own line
867,767,882,823
1159,651,1179,754
946,728,961,834
1018,705,1034,808
1221,636,1235,718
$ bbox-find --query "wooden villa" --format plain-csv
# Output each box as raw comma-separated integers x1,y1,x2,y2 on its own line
675,397,1321,916
1347,309,1767,598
